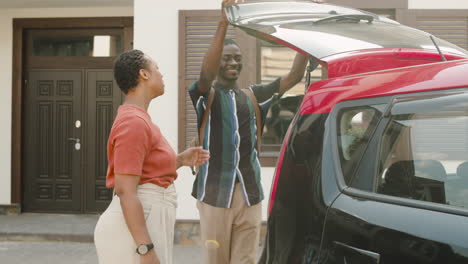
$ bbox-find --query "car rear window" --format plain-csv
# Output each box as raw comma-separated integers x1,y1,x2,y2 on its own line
375,92,468,210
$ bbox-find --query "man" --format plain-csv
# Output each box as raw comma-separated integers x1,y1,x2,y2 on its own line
188,0,310,263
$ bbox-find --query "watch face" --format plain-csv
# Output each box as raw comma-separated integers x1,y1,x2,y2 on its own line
138,245,148,255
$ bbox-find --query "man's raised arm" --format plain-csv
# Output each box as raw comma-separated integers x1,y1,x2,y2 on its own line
198,0,239,94
278,53,311,95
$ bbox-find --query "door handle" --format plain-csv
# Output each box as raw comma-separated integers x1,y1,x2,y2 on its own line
333,241,380,264
67,137,80,143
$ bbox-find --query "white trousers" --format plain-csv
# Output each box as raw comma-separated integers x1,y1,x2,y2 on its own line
94,183,177,264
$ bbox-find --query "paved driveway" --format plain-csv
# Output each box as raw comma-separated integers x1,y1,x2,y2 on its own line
0,242,202,264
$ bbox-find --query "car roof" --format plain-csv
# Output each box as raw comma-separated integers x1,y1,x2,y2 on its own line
299,59,468,115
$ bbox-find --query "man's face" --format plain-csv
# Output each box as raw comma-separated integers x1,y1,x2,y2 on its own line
218,44,243,82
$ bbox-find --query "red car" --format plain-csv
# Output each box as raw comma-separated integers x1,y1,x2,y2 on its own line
227,2,468,263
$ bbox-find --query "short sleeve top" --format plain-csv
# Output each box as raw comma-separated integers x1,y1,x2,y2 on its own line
106,105,177,188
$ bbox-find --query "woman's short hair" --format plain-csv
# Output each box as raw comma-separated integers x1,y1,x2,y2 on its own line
113,49,150,94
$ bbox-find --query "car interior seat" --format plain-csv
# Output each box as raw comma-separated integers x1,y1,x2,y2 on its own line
456,161,468,182
451,161,468,207
413,160,447,203
380,160,447,203
413,159,447,182
379,160,414,198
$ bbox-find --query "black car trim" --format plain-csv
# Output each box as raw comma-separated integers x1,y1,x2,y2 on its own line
330,87,468,187
350,115,390,191
343,186,468,218
330,88,468,218
383,91,467,117
325,115,346,192
347,106,386,187
355,89,468,192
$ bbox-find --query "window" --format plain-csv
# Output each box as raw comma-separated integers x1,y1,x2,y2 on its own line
260,41,323,147
376,92,468,210
337,105,385,183
27,29,123,57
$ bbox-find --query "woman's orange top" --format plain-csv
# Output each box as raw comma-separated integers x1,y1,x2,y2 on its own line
106,104,177,188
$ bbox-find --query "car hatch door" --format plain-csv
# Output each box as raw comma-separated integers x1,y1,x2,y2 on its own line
225,2,468,61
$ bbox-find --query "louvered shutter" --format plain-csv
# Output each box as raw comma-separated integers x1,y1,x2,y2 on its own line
414,12,468,50
178,11,238,152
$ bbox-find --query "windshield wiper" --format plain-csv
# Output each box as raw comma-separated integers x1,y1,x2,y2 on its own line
314,14,374,25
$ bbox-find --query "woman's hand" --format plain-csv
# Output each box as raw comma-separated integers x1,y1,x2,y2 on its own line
176,147,210,169
140,250,160,264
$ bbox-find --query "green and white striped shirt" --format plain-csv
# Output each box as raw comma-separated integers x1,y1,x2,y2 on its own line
189,78,280,208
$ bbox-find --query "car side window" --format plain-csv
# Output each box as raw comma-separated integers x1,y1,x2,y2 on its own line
375,93,468,210
337,105,384,184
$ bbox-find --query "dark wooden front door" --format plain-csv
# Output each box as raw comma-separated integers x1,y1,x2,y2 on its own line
23,69,122,213
23,71,83,212
85,70,122,212
21,25,131,213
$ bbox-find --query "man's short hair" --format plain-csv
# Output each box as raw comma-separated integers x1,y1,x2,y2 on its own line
113,49,150,94
223,39,240,49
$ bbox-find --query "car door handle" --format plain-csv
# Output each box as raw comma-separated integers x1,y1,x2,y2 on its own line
333,241,380,264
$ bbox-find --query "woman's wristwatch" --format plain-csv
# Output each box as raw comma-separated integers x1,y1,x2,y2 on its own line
136,243,154,255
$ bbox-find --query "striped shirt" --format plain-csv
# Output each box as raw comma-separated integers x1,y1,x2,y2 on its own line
189,78,280,208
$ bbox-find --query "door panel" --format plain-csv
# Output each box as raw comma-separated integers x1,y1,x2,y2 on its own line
85,70,122,212
23,70,82,212
320,193,468,264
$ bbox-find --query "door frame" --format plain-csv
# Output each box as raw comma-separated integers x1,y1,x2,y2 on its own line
11,17,133,207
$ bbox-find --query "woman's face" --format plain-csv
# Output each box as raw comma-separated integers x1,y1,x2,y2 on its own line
143,57,165,98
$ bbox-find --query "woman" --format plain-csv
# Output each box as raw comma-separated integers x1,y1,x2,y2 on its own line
94,49,210,264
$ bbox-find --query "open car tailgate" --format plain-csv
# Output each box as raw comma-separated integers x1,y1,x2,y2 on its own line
225,2,468,60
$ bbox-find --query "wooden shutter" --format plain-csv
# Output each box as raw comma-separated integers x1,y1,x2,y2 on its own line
178,11,256,152
401,10,468,50
415,11,468,50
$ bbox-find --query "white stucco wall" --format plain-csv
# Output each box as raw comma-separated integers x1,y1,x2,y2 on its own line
0,6,133,205
409,0,468,9
134,0,276,220
0,12,13,205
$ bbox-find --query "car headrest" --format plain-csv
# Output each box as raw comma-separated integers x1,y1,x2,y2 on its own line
380,160,414,197
413,159,446,181
380,160,447,199
456,161,468,179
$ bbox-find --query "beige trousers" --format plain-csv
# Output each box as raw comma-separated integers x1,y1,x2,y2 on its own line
197,183,262,264
94,183,177,264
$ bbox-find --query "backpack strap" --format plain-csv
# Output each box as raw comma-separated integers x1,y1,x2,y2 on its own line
198,87,215,147
242,88,262,153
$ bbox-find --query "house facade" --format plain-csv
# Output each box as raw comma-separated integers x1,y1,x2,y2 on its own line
1,0,468,220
